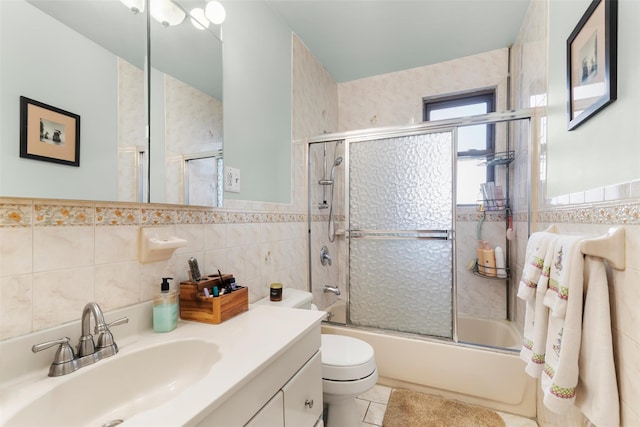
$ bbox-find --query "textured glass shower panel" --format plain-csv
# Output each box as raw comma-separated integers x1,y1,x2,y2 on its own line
348,131,454,338
349,238,453,337
349,132,452,231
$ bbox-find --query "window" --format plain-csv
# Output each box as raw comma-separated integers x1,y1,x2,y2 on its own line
423,91,495,205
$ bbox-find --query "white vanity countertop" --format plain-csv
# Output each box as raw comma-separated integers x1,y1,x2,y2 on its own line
0,304,325,427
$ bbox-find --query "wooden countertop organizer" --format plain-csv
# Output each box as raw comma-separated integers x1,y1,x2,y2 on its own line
179,274,248,324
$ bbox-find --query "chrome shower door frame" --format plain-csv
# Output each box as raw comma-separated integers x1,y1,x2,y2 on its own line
306,109,534,345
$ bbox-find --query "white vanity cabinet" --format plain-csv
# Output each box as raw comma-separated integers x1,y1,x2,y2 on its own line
195,319,323,427
0,304,326,427
282,351,322,425
246,351,322,426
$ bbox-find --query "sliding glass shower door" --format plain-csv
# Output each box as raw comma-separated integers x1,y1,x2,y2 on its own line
348,131,455,338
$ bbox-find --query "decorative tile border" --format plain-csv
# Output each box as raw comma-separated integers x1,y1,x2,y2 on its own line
513,211,529,223
2,197,639,228
537,200,640,225
0,203,32,227
457,210,507,222
95,207,140,226
0,198,309,228
33,204,94,227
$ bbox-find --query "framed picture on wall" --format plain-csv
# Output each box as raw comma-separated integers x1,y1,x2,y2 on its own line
566,0,617,131
20,96,81,166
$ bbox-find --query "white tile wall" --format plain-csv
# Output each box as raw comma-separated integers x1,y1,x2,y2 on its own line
0,200,308,340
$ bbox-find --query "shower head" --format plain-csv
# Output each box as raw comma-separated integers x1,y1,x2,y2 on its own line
329,156,343,181
319,156,343,185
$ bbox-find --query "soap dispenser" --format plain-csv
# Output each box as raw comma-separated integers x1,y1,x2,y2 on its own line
153,277,178,332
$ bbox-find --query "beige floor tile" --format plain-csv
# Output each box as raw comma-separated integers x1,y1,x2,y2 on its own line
355,397,370,422
363,402,387,426
358,384,392,404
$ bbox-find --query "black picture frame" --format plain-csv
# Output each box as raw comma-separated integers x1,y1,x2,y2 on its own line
566,0,617,131
20,96,81,166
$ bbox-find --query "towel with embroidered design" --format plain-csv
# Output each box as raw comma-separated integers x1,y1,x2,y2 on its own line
519,233,557,377
540,235,584,414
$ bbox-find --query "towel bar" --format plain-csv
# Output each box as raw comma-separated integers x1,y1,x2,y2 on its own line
543,225,625,270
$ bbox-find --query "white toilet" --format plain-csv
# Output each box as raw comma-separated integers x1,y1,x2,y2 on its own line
255,289,378,427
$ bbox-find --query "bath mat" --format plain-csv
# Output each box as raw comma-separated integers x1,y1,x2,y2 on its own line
382,389,506,427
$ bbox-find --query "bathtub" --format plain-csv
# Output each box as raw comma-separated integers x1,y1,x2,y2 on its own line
457,315,522,350
322,301,536,417
326,301,522,350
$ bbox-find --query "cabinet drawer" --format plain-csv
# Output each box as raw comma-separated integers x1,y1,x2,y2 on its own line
282,351,322,426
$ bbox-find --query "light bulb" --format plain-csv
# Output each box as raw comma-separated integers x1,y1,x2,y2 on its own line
190,7,210,30
150,0,186,27
205,1,226,25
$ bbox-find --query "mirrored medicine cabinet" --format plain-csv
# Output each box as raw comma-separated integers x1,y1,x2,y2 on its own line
0,0,223,206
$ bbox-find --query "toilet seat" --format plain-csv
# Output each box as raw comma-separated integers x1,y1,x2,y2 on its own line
321,335,376,381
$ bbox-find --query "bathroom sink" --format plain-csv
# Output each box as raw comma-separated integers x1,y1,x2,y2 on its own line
4,338,219,427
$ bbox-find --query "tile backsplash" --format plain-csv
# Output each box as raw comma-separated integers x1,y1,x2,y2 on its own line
0,198,308,340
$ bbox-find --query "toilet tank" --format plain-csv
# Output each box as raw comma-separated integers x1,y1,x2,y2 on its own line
254,288,313,309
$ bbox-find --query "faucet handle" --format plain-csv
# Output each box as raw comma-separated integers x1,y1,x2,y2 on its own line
107,316,129,329
32,337,74,361
32,337,79,377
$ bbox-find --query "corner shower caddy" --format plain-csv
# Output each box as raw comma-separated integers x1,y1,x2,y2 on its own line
472,150,515,279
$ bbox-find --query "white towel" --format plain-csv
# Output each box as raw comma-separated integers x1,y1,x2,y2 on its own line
541,235,585,414
543,235,582,318
521,236,557,377
575,256,620,427
517,232,555,302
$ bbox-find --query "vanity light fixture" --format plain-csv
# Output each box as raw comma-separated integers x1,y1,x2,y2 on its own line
119,0,145,14
150,0,186,27
190,7,210,30
205,0,226,25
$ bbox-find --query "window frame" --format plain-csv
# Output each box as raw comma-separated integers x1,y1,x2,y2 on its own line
423,90,496,204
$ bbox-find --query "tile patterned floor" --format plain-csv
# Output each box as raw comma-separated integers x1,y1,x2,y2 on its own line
356,385,539,427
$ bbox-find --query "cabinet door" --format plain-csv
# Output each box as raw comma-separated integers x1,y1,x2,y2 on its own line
245,390,284,427
282,351,322,426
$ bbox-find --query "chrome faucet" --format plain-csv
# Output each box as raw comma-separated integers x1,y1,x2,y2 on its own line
323,285,341,295
78,302,128,359
32,302,128,377
320,246,332,266
78,302,107,358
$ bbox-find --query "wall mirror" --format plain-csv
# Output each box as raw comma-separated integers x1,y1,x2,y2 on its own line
0,0,223,206
149,0,224,206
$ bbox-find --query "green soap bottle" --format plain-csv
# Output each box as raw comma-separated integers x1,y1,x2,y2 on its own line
153,277,178,333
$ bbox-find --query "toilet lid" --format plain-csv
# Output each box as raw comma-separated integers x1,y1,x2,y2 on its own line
321,335,376,381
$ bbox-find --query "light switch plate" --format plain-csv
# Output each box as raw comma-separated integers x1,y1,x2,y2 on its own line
224,166,241,193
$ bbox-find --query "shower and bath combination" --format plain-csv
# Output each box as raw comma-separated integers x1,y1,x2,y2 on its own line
307,111,533,352
307,114,535,417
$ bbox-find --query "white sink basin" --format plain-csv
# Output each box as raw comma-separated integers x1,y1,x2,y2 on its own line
4,338,219,427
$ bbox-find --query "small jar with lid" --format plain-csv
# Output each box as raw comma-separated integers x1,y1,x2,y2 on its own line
270,282,283,301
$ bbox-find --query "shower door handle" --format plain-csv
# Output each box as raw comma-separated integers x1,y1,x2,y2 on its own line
348,229,453,240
